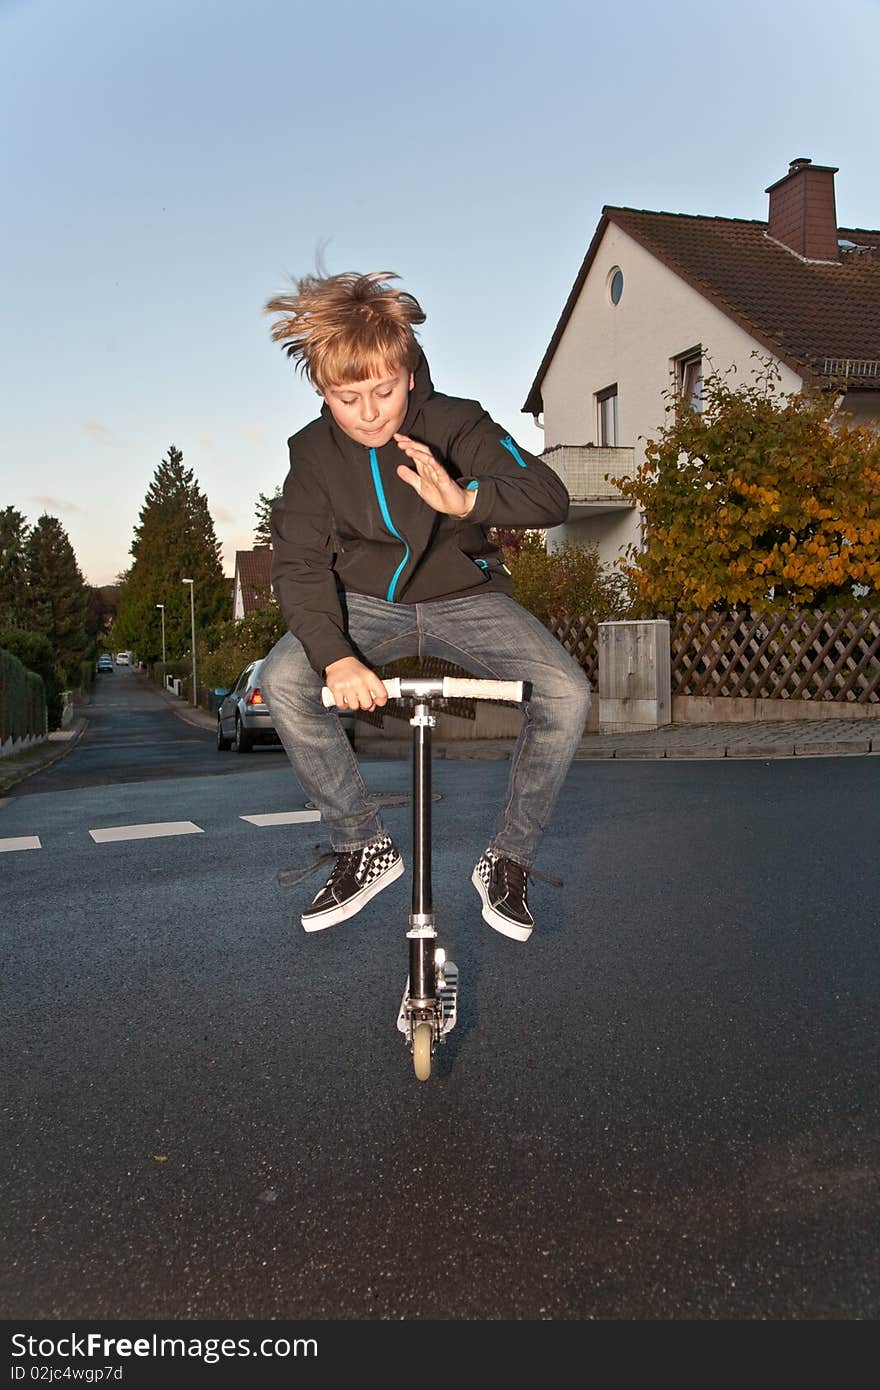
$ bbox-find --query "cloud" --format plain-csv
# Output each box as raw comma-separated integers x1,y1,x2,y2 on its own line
212,505,237,524
30,496,82,514
240,424,270,448
81,419,114,441
193,434,214,448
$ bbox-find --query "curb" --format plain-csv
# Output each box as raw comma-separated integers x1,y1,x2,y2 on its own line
357,731,878,762
168,702,217,732
147,674,217,732
0,715,90,795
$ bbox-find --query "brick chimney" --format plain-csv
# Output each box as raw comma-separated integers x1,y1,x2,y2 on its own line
765,157,840,262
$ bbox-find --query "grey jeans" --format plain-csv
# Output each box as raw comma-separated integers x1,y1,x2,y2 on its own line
259,591,590,869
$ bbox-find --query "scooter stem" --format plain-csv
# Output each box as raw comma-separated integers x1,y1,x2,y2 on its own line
409,699,436,1004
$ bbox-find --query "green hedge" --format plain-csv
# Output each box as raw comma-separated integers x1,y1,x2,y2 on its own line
153,661,190,687
0,629,63,729
0,648,47,743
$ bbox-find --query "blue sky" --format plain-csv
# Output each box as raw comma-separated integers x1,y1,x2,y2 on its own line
2,0,879,588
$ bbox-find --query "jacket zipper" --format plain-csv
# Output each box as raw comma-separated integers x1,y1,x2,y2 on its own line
369,447,410,602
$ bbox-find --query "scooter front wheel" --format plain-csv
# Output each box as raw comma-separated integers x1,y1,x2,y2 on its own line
412,1022,432,1082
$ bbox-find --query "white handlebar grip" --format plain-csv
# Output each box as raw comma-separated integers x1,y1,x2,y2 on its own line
321,677,402,707
442,677,525,703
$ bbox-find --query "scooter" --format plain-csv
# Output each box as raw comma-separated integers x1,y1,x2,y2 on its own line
323,675,524,1080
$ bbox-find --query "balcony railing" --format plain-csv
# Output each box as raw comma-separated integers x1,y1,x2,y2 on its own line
541,445,634,505
821,358,880,385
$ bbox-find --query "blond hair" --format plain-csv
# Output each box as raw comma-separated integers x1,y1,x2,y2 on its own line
264,270,426,391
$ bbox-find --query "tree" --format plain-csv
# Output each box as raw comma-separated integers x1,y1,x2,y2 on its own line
86,583,117,641
114,445,230,662
253,487,281,548
24,515,92,681
0,506,31,629
504,540,632,624
198,600,287,690
614,360,880,613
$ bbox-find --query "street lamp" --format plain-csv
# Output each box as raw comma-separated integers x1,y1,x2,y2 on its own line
155,603,166,665
181,578,197,706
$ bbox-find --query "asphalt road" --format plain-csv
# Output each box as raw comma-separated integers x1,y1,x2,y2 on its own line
1,671,878,1321
13,665,289,794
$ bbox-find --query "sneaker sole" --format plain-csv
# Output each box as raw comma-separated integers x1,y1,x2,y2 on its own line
301,856,404,932
471,868,533,942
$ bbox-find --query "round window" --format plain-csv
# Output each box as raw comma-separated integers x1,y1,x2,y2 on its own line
609,268,624,305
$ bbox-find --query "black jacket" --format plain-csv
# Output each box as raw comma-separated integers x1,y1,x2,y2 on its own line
270,352,570,674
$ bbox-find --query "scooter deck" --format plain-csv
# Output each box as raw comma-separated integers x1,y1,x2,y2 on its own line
397,961,459,1037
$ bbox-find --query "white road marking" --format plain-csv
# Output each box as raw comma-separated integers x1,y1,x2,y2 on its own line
0,835,41,852
89,821,204,843
240,810,322,826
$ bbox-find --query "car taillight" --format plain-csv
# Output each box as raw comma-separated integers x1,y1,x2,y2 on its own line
247,688,266,706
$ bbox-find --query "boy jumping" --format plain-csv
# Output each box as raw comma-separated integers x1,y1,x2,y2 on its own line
261,271,590,941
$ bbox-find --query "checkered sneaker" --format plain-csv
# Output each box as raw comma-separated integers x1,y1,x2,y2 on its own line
471,847,534,941
301,833,404,932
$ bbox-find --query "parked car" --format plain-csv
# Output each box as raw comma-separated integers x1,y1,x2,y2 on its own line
216,657,356,753
215,659,279,753
115,651,131,665
96,654,114,673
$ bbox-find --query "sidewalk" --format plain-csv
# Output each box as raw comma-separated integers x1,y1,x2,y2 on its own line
356,716,879,761
0,716,90,794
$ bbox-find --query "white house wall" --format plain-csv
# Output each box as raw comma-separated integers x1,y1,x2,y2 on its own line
540,223,803,564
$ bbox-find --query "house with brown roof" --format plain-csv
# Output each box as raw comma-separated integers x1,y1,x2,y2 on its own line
524,157,880,565
232,545,273,620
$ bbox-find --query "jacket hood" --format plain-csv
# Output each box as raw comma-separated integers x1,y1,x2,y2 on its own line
319,349,434,441
403,349,434,429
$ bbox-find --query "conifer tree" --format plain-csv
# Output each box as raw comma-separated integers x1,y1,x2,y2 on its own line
0,506,31,629
114,445,229,660
253,487,281,548
24,514,92,680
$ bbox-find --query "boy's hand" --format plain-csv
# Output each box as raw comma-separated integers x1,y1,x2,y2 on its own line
394,434,477,518
324,656,388,712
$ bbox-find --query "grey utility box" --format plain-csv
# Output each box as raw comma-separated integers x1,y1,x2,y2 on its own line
598,620,671,733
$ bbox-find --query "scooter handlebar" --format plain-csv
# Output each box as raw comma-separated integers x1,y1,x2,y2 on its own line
440,677,525,703
321,676,524,707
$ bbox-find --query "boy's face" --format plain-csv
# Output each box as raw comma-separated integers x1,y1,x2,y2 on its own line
323,363,413,449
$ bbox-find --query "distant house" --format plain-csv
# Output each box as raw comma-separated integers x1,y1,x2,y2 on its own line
524,156,880,565
232,546,273,620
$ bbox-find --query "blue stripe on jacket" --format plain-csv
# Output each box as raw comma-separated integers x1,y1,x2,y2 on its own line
369,448,410,601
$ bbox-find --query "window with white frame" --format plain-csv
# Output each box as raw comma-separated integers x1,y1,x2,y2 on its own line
597,385,619,446
675,348,703,411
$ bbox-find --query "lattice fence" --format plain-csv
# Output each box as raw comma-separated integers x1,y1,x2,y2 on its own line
671,609,880,703
547,615,600,686
356,607,879,726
